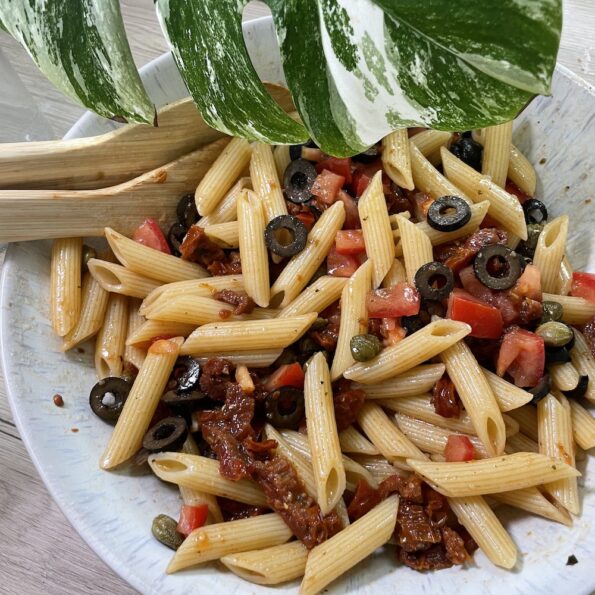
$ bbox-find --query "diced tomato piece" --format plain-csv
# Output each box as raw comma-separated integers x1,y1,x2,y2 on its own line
351,169,371,198
327,245,359,278
497,326,545,387
336,230,365,255
264,363,305,392
447,289,503,339
177,504,208,537
410,192,433,219
337,190,361,229
316,157,352,184
571,272,595,304
381,317,406,346
513,264,542,301
505,181,532,203
132,218,171,254
366,283,421,318
295,211,316,231
311,169,345,205
444,435,475,462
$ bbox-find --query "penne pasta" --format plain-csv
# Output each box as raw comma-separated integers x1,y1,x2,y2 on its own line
100,337,183,469
95,293,128,378
569,399,595,450
250,142,287,222
195,137,252,216
123,298,146,371
532,216,569,293
331,261,372,380
277,275,346,318
50,237,83,336
167,514,292,573
344,319,471,384
505,432,539,454
125,319,196,347
558,255,574,296
549,362,580,391
570,329,595,402
508,144,537,197
300,495,399,595
237,189,270,307
382,258,407,287
87,259,161,298
382,129,414,190
410,130,452,156
197,177,250,227
270,201,345,307
180,313,316,355
203,221,239,248
193,350,282,368
492,487,571,526
482,121,513,188
407,452,580,497
542,293,595,325
144,294,236,325
397,215,433,284
350,455,404,483
304,353,346,514
481,367,534,411
273,145,292,181
338,426,380,456
507,406,539,442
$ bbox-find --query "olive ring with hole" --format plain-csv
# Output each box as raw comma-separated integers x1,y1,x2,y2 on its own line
265,215,308,257
168,222,187,256
143,417,188,452
529,374,551,405
264,387,305,429
473,244,523,290
176,193,199,228
522,198,548,225
283,159,318,204
89,376,132,423
426,196,471,232
414,262,455,302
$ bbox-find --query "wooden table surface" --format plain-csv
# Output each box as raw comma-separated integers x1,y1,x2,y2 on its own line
0,2,593,593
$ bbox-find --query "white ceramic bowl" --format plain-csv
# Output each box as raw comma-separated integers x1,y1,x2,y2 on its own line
2,16,595,595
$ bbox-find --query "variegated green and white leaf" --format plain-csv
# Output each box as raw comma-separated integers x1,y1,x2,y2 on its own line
156,0,308,144
0,0,154,123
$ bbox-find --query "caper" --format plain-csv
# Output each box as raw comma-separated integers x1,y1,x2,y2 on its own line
540,301,564,323
535,321,574,347
350,334,382,362
81,244,97,272
152,514,183,550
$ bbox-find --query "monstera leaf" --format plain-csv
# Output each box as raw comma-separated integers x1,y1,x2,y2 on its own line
0,0,562,155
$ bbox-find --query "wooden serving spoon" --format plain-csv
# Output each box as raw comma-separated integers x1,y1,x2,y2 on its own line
0,84,295,191
0,137,229,242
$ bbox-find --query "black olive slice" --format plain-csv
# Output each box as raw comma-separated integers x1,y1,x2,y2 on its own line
427,196,472,232
401,310,432,335
414,262,454,302
289,139,317,161
283,159,318,204
352,145,380,164
161,389,217,415
89,377,132,423
545,345,572,365
522,199,548,225
529,374,551,405
168,223,187,256
265,387,305,429
173,356,201,392
562,375,589,399
449,137,483,171
265,215,308,257
176,193,199,228
143,417,188,452
473,245,522,290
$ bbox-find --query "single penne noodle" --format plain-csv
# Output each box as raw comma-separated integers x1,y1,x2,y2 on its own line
270,201,345,307
344,319,471,384
123,298,146,371
448,496,517,569
382,129,414,190
338,425,380,456
482,121,513,188
409,143,472,203
394,414,490,459
538,393,579,514
410,130,452,156
407,452,580,498
532,216,569,293
557,255,574,296
203,221,240,248
197,177,250,227
382,258,407,287
95,293,128,378
50,237,83,336
397,215,433,284
505,432,539,454
354,363,445,399
492,487,571,526
441,147,527,240
148,452,267,505
195,137,252,216
250,142,288,222
481,367,533,411
440,340,506,456
359,172,395,287
507,406,539,442
237,189,270,306
331,261,372,380
193,349,282,368
62,272,109,352
273,144,292,181
389,211,411,228
304,353,346,514
104,227,207,282
140,275,245,315
569,399,595,450
87,259,161,298
167,514,292,573
350,455,405,483
299,495,399,595
542,292,595,325
508,144,537,196
277,275,347,318
125,319,197,346
100,337,183,469
357,402,425,462
570,329,595,402
549,362,580,391
180,313,316,355
221,541,308,586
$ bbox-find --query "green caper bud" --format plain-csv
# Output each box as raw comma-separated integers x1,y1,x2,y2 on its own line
152,514,183,550
535,321,574,347
81,244,97,272
541,301,564,323
299,336,320,356
350,334,382,362
311,317,328,331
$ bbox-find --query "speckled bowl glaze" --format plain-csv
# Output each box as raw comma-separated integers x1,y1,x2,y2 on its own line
1,16,594,595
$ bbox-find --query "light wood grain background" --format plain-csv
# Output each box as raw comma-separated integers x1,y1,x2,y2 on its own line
0,2,593,593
